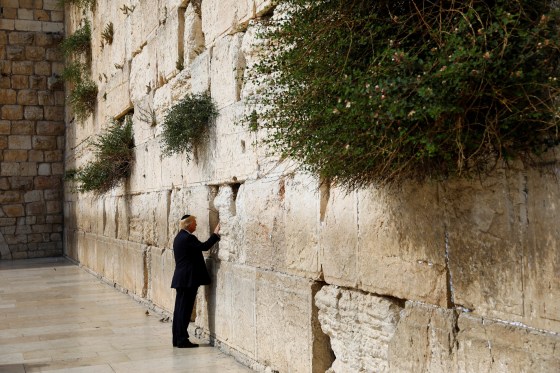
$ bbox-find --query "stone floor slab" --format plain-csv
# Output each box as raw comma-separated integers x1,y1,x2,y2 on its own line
0,258,253,373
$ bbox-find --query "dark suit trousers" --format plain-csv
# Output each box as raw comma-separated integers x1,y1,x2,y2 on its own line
172,286,198,346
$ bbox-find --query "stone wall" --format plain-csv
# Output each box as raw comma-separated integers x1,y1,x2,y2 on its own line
0,0,64,259
63,1,560,372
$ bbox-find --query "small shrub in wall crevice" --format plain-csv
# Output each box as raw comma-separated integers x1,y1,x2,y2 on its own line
160,92,218,161
66,116,135,194
69,78,98,122
57,0,96,10
61,21,92,57
101,22,114,46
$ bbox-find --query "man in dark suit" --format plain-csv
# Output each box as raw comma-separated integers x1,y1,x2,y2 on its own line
171,214,220,348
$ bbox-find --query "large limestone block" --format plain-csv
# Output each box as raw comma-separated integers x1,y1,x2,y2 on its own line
256,271,328,373
283,173,320,277
388,301,457,373
74,230,87,264
75,197,98,233
93,235,124,284
444,173,525,316
315,285,402,373
154,7,182,82
524,168,560,333
128,0,162,56
201,0,253,45
122,241,146,297
92,0,128,86
103,197,118,238
210,33,246,110
64,228,78,260
79,232,98,271
235,178,286,270
356,183,449,307
318,187,359,287
125,192,169,247
129,139,162,193
148,246,175,311
213,102,259,181
103,66,132,120
189,49,210,94
183,2,205,65
456,313,560,372
240,20,269,100
197,260,257,358
116,195,130,241
129,40,156,104
213,185,240,262
131,95,158,145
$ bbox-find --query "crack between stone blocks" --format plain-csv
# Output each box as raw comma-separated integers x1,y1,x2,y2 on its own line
444,227,456,308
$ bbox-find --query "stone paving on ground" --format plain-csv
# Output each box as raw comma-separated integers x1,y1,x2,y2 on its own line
0,257,253,373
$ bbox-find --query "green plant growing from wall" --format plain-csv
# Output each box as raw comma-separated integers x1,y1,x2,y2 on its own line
61,61,87,84
101,22,114,45
61,21,92,57
69,78,98,122
61,19,98,122
247,0,560,189
66,116,135,194
57,0,96,10
160,92,218,160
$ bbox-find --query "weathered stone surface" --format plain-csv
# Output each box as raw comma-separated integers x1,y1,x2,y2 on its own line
316,285,402,373
189,49,210,94
356,183,449,307
283,173,320,277
232,178,286,270
523,168,560,332
210,33,245,109
456,313,560,372
388,302,458,373
0,89,17,104
256,270,330,373
201,0,252,45
2,105,23,120
183,2,205,64
129,41,156,104
197,260,257,358
317,187,359,288
148,246,175,311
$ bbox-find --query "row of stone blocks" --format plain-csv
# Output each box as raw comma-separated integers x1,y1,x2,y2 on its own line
0,0,63,33
65,230,560,372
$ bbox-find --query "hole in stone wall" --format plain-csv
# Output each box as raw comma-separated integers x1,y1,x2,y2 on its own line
208,185,219,234
231,182,241,202
240,140,246,153
114,106,134,122
312,281,336,372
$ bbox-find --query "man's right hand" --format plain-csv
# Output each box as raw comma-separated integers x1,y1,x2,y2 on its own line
214,223,221,234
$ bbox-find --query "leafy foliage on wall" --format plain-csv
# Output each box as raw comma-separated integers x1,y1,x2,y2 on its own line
160,92,218,161
247,0,560,189
66,117,135,194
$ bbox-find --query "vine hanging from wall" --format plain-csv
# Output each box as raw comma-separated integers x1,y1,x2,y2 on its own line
66,116,135,194
246,0,560,190
160,92,218,161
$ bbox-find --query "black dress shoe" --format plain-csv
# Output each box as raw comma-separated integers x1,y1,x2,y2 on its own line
177,341,199,348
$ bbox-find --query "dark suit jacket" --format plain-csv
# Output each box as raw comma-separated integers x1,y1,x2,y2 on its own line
170,230,220,289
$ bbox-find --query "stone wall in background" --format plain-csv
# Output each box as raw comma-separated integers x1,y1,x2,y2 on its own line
0,0,65,260
63,1,560,372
